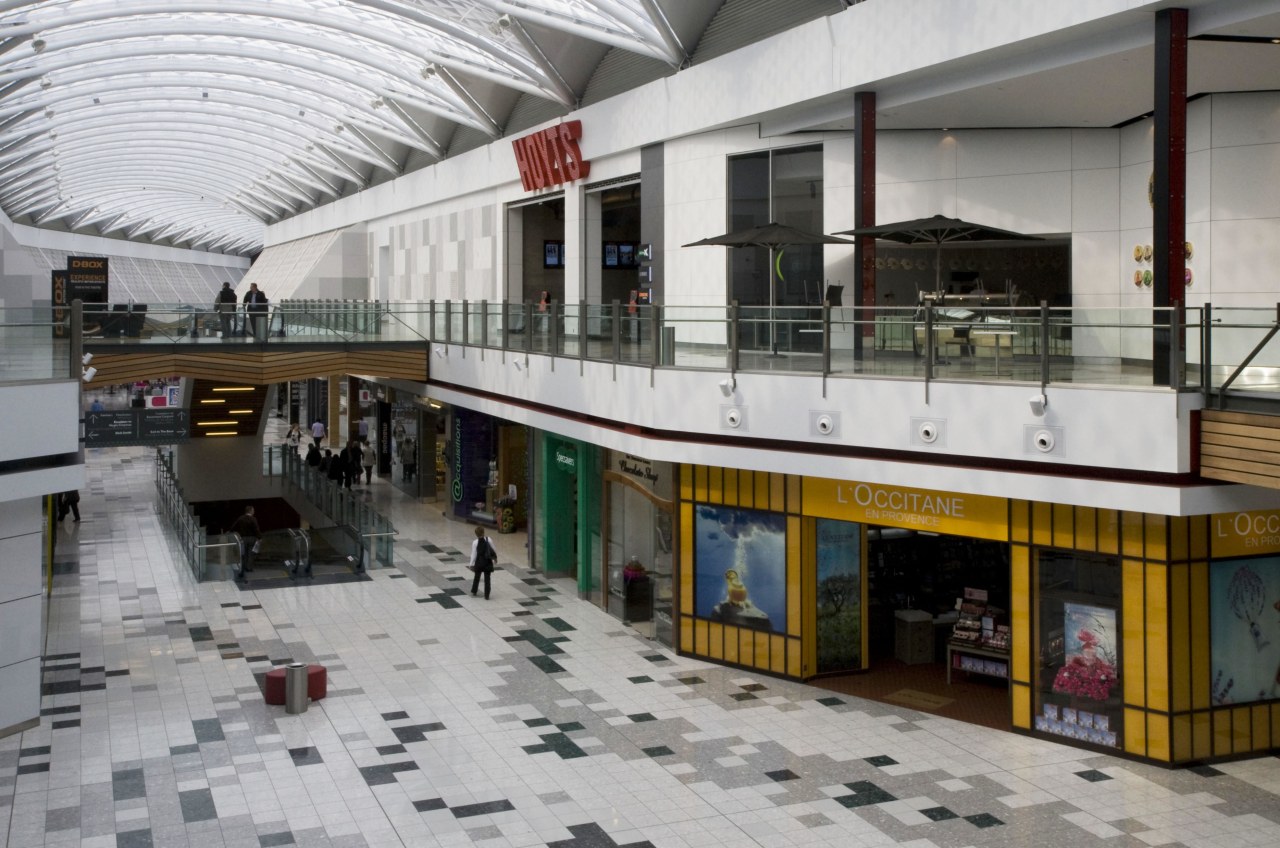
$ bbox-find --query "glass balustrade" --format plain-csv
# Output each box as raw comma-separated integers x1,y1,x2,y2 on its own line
18,299,1280,398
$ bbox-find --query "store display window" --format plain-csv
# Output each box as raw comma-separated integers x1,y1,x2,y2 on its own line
1035,550,1123,748
694,505,786,634
1209,556,1280,705
815,519,861,673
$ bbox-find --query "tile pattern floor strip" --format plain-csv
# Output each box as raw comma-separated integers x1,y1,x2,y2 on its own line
2,433,1279,847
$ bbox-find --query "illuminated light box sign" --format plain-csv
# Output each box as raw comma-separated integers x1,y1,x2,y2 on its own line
512,120,590,192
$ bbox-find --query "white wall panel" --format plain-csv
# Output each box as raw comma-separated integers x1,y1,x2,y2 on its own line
958,172,1073,234
1187,95,1212,154
0,530,40,605
1210,91,1280,148
1072,166,1120,233
1072,229,1121,305
957,130,1072,179
1119,161,1154,231
0,595,40,668
0,658,39,735
0,497,40,540
1186,147,1212,225
876,132,958,184
1071,129,1119,171
1211,143,1280,221
0,381,80,464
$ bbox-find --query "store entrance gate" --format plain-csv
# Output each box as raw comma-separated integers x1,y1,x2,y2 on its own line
822,527,1012,729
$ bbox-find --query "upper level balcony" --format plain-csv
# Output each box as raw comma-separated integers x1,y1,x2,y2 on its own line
9,298,1280,514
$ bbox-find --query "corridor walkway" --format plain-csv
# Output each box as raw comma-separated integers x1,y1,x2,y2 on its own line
3,444,1279,848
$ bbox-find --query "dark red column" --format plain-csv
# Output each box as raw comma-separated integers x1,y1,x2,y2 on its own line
853,92,876,347
1153,8,1187,386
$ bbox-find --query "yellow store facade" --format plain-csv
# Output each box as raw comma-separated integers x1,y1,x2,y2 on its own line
677,464,1280,766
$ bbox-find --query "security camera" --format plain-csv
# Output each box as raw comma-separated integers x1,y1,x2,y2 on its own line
81,366,97,382
81,352,93,365
1034,430,1055,452
1029,393,1047,416
815,414,834,435
725,408,741,428
718,377,735,397
918,422,938,443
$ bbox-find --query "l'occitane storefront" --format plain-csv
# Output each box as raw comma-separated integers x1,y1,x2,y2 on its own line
677,464,1280,765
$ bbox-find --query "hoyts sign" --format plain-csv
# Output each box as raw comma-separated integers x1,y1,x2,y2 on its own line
512,120,590,192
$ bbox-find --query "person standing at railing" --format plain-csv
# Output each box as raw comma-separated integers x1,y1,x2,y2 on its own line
243,282,269,340
215,282,237,339
229,505,260,580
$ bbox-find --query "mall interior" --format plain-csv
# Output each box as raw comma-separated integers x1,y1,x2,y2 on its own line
4,2,1280,847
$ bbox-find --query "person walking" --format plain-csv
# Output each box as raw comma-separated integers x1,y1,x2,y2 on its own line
57,490,81,522
229,505,260,580
285,422,302,452
468,525,497,599
340,439,361,489
310,418,326,447
360,439,375,484
400,435,416,482
325,449,343,484
242,282,269,339
214,281,238,338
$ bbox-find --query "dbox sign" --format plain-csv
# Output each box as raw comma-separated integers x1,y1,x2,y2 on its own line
512,120,590,192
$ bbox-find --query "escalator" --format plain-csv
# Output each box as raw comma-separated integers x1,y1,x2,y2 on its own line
236,525,368,588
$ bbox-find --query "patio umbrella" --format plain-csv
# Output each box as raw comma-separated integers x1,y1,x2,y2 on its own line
836,214,1040,293
684,222,852,354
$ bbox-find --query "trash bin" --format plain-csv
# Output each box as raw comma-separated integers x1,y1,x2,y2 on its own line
285,662,309,714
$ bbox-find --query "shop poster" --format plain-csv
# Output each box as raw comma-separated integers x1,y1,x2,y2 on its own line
816,518,861,673
1210,557,1280,705
694,505,786,633
1051,602,1120,704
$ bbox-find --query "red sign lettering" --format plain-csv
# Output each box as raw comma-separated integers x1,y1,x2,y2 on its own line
512,120,590,192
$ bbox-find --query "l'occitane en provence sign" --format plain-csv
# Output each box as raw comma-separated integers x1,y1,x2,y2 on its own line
804,478,1008,541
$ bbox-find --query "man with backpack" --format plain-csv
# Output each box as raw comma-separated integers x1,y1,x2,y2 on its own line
469,525,497,599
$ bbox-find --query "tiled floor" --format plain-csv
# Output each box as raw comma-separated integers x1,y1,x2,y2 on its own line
4,437,1280,848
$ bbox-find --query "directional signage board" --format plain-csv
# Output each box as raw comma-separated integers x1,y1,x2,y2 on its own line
139,409,189,441
83,410,191,446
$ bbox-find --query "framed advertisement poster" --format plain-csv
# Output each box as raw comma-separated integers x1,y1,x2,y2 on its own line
694,504,786,633
1210,557,1280,704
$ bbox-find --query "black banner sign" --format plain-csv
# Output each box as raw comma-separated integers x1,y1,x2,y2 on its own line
84,409,190,446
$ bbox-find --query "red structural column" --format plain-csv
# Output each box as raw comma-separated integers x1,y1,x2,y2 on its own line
853,92,876,344
1152,7,1187,386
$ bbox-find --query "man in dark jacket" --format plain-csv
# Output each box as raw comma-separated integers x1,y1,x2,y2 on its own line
215,282,238,338
229,506,260,579
242,282,269,339
339,439,361,489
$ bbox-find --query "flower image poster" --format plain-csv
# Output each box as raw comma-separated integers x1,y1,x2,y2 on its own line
1051,602,1119,704
1210,557,1280,705
695,505,786,634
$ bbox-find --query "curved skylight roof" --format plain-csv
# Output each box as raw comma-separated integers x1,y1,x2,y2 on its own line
0,0,696,255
